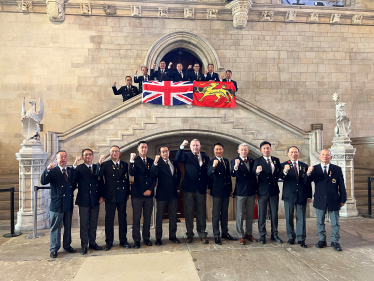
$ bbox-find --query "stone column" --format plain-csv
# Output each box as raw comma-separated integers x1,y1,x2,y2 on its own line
225,0,253,29
15,139,50,231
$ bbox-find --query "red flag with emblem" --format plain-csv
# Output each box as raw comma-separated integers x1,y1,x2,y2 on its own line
192,81,236,108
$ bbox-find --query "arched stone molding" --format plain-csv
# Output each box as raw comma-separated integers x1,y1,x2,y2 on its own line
144,31,223,70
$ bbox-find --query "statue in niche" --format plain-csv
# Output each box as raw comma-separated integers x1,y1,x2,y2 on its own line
332,93,351,138
21,97,44,140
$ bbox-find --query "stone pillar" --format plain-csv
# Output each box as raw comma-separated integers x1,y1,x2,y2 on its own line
330,138,358,217
15,139,50,231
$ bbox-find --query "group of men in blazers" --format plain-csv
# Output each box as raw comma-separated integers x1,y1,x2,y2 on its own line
42,138,347,258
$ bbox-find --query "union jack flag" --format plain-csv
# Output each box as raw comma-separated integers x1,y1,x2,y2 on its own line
142,81,193,106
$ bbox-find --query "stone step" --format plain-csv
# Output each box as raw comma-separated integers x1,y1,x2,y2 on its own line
355,198,374,206
354,182,373,191
354,175,374,183
0,174,19,185
0,210,18,220
355,190,373,197
354,168,374,176
357,206,374,215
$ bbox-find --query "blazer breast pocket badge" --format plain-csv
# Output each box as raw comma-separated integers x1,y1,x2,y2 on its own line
332,178,336,183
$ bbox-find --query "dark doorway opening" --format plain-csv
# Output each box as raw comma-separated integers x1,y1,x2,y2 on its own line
161,49,203,74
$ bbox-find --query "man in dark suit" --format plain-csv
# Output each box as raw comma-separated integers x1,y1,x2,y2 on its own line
112,76,139,102
129,141,156,248
207,143,236,245
40,150,76,258
96,145,131,251
176,139,210,244
150,146,181,246
231,143,258,245
187,63,204,81
305,149,347,251
253,141,283,244
150,61,171,81
279,146,312,248
134,66,151,93
221,70,238,92
202,63,219,81
72,149,104,255
167,62,189,81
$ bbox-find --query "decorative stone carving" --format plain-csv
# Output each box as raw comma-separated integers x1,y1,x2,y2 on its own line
332,93,351,139
158,7,168,18
46,0,68,22
330,14,341,24
80,2,91,15
103,5,116,16
131,5,141,17
21,97,44,141
17,0,33,12
352,15,362,24
207,9,218,19
285,11,297,22
225,0,253,29
308,12,319,23
260,11,274,21
184,8,194,19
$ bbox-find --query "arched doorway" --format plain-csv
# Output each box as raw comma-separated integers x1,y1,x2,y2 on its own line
161,49,203,73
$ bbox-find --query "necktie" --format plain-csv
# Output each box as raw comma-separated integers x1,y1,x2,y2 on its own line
144,76,148,81
116,163,119,169
293,162,298,180
143,158,147,166
89,165,93,174
180,72,183,78
267,159,272,173
323,166,328,179
167,160,174,175
62,168,68,183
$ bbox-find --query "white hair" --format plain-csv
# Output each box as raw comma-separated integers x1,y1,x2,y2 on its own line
191,139,201,144
238,143,250,150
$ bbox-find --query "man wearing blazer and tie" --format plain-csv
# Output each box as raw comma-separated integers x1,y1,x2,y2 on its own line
221,70,238,92
41,150,76,258
150,146,181,246
97,145,131,251
134,66,151,93
202,63,219,82
72,149,104,255
207,143,236,245
176,139,210,244
167,62,189,81
187,63,203,82
231,143,258,245
279,146,312,248
150,61,171,81
112,76,139,102
253,141,283,244
129,141,156,248
305,149,347,251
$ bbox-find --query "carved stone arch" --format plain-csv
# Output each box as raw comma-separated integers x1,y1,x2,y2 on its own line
144,31,223,71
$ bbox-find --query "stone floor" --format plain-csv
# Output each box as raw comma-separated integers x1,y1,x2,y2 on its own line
0,217,373,281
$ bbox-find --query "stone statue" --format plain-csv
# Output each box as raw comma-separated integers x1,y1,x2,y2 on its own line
332,93,351,138
46,0,68,22
21,97,44,140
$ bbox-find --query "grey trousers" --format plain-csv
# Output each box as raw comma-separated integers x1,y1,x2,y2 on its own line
132,197,153,242
79,204,100,247
50,211,73,252
236,195,255,238
156,198,178,240
316,207,340,243
184,191,207,238
258,195,279,236
212,196,229,238
284,201,306,242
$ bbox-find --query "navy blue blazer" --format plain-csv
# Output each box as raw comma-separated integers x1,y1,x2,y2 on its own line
150,159,181,201
207,157,232,198
222,79,238,92
41,166,75,213
202,72,219,82
304,163,347,211
134,75,151,93
167,69,189,81
150,68,171,81
253,156,282,197
231,156,257,197
186,70,203,81
129,156,156,199
279,161,312,205
112,85,139,102
72,164,103,207
96,160,130,203
175,149,210,195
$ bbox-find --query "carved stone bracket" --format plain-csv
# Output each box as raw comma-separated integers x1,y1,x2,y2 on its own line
308,12,319,23
46,0,68,22
184,8,194,19
158,7,168,18
17,0,33,12
207,9,218,19
260,11,274,21
80,2,91,15
225,0,253,29
103,5,116,16
330,14,341,24
352,15,363,24
285,10,297,22
132,5,141,17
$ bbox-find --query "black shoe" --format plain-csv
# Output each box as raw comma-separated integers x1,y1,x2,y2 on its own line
89,244,103,251
270,235,283,244
144,240,152,246
298,241,308,248
155,239,162,246
186,237,193,243
331,242,342,251
259,235,266,244
104,244,112,251
315,241,327,248
201,237,209,244
169,237,180,244
64,246,76,253
120,241,131,248
50,251,58,258
222,233,237,241
134,241,141,249
288,239,295,245
80,247,88,255
215,238,222,245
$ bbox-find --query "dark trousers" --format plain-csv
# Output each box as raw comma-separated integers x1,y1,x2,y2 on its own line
184,191,207,238
212,196,229,238
105,201,127,245
284,201,306,242
79,204,100,247
258,195,279,236
156,197,178,240
132,197,153,242
49,211,72,252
